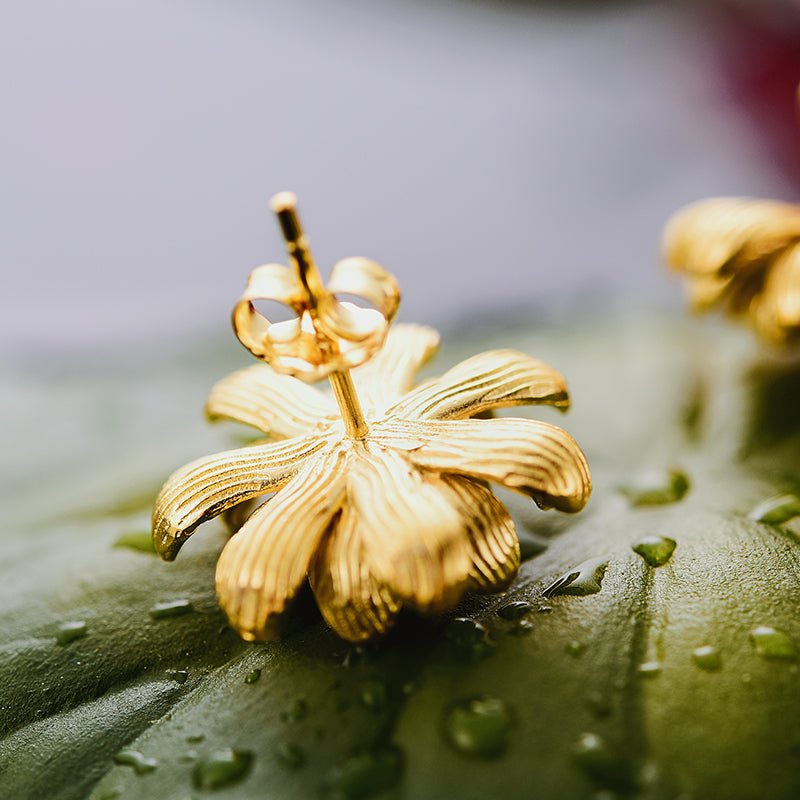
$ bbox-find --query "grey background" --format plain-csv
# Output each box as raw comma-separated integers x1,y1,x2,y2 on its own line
0,0,797,362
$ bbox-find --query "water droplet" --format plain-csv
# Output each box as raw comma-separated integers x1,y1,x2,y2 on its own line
748,494,800,525
244,669,262,684
637,661,662,677
179,750,199,764
444,617,488,646
510,619,534,636
275,741,305,769
113,531,156,553
572,733,630,789
443,697,512,758
632,535,677,568
566,641,586,657
166,669,189,684
538,605,552,614
443,617,493,658
55,621,87,646
114,749,158,775
542,558,608,598
280,698,308,723
360,678,387,711
193,749,253,791
750,626,797,660
620,469,690,507
186,734,205,744
324,747,403,799
496,601,533,620
692,645,722,671
149,599,193,620
586,692,612,719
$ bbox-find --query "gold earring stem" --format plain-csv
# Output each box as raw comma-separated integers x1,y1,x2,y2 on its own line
270,192,369,439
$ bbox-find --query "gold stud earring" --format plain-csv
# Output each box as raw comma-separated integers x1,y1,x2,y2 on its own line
664,197,800,347
152,193,592,642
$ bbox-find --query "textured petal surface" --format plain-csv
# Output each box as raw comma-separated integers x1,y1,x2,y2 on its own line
310,508,402,642
352,323,440,413
754,244,800,344
152,435,327,560
663,198,800,281
348,447,472,612
375,418,591,513
215,448,346,640
205,364,334,437
439,476,520,592
387,349,568,421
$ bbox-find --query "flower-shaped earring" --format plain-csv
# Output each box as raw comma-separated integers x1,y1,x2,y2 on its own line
152,193,592,642
664,197,800,346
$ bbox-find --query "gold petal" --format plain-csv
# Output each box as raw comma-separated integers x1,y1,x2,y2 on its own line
205,364,334,437
663,198,800,280
310,507,402,642
387,349,568,421
352,323,440,413
152,434,327,560
348,447,472,612
215,448,347,641
439,476,520,592
753,243,800,344
375,418,591,513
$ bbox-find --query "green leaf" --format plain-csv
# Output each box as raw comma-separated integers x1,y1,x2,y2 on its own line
2,314,800,800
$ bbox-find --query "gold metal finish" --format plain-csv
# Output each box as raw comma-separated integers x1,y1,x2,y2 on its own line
664,197,800,346
153,193,592,642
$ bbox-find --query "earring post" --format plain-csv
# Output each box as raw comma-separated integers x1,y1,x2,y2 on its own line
270,192,369,439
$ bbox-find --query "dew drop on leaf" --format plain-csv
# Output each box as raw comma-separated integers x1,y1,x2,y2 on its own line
244,669,261,685
324,747,403,799
496,601,533,620
510,619,534,636
178,749,199,764
692,645,722,671
571,733,630,789
750,627,797,660
748,495,800,525
192,749,253,791
274,741,305,769
444,617,488,646
637,661,662,677
166,669,189,684
113,749,158,775
565,641,586,657
443,617,493,659
632,535,677,567
542,557,608,598
149,599,193,620
443,697,512,758
620,469,690,507
586,692,612,719
55,620,87,645
360,678,387,711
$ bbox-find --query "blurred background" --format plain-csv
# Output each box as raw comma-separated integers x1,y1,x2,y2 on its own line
1,0,800,364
